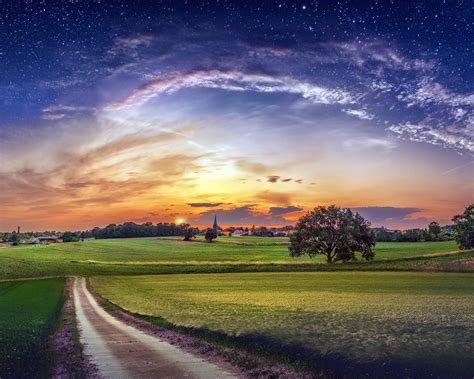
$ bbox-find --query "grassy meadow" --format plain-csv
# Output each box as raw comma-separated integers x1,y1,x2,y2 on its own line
0,278,65,377
91,272,474,377
0,237,472,377
0,237,467,280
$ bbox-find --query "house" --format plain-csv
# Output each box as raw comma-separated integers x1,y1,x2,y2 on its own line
37,235,60,244
231,228,246,237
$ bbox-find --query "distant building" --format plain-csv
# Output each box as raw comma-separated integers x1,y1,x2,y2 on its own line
213,214,219,234
37,235,60,244
231,228,246,237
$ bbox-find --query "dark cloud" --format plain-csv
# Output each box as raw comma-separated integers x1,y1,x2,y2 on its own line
269,206,303,216
188,202,224,207
193,205,297,226
267,175,280,183
282,178,292,182
351,206,422,227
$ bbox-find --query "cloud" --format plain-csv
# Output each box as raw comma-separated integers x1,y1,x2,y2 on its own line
269,206,303,216
108,34,154,57
343,137,397,151
193,205,298,226
41,113,65,120
320,41,434,71
401,78,474,108
188,202,224,207
388,122,474,152
351,206,422,227
342,108,374,120
41,104,95,121
106,70,355,111
267,175,280,183
256,191,292,204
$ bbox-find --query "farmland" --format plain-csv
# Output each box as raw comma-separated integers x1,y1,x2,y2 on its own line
0,278,65,377
0,237,468,280
91,272,474,377
0,237,472,377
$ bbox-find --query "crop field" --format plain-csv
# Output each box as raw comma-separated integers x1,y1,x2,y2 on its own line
91,272,474,377
0,237,466,280
0,278,65,377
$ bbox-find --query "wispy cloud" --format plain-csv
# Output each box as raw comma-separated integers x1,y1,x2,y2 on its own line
106,70,355,111
342,108,374,120
388,122,474,152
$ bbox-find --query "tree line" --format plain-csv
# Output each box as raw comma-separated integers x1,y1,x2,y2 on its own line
372,221,450,242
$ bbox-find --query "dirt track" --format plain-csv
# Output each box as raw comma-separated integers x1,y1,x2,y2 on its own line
73,277,236,378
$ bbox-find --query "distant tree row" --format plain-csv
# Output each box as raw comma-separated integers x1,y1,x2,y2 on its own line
372,222,452,243
0,231,58,244
84,222,190,239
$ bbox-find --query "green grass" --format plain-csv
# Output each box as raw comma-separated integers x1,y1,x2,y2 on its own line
91,272,474,377
0,278,65,377
0,237,464,280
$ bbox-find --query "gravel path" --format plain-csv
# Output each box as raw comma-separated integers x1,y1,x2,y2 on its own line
73,277,236,378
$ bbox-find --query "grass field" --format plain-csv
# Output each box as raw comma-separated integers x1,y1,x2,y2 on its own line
0,278,65,377
0,237,467,280
91,272,474,377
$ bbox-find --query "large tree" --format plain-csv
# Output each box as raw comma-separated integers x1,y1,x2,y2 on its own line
452,204,474,250
183,225,196,241
289,205,376,263
204,228,218,242
428,221,441,239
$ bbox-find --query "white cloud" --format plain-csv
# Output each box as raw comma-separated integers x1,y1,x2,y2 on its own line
40,113,65,120
343,137,397,151
342,108,374,120
324,41,434,71
401,78,474,108
105,70,355,111
388,122,474,153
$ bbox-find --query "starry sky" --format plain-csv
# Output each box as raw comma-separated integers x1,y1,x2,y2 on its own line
0,0,473,231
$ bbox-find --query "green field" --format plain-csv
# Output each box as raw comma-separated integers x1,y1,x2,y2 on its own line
0,237,467,280
91,272,474,377
0,278,65,377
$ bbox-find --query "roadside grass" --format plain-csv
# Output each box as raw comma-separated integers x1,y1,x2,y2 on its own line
0,238,464,280
0,278,65,378
91,272,474,377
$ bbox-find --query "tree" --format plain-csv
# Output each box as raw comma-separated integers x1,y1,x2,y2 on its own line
204,228,218,242
183,225,196,241
452,204,474,250
428,221,441,239
62,231,79,243
289,205,376,263
8,232,19,244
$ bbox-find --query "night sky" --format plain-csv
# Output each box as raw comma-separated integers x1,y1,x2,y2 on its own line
1,0,473,231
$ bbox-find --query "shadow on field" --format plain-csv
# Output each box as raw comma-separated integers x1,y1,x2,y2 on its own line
94,289,472,379
142,317,470,378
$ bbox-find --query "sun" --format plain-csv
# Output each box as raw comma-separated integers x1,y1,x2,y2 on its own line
176,218,185,225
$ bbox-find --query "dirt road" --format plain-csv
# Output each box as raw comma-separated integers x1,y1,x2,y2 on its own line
73,277,236,378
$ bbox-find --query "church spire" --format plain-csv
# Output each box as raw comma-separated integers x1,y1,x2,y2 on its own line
213,214,219,233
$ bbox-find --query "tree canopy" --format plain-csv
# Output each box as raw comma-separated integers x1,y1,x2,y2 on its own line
452,204,474,250
289,205,376,263
204,228,218,242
